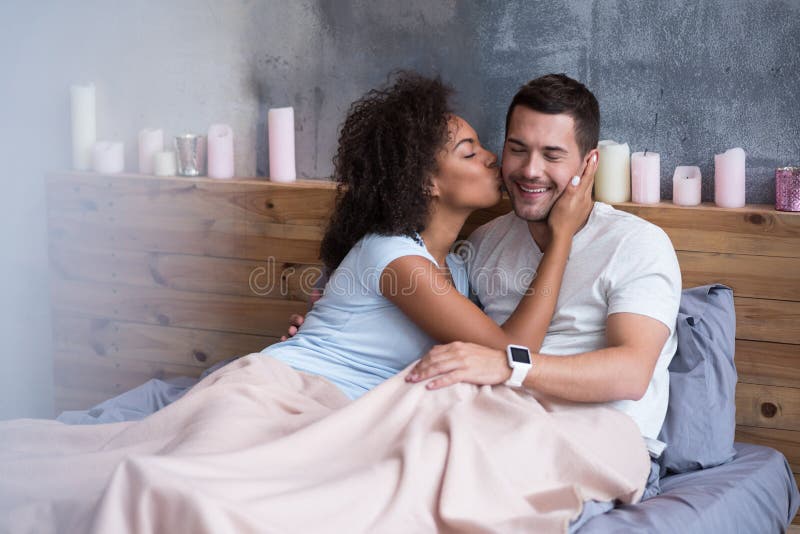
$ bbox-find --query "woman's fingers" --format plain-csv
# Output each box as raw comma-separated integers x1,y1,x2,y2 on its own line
407,355,463,382
425,370,466,390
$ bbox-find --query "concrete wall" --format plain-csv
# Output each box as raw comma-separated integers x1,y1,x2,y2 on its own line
1,0,797,418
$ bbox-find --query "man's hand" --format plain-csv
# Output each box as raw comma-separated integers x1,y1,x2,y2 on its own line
405,342,512,390
279,285,323,342
280,314,305,342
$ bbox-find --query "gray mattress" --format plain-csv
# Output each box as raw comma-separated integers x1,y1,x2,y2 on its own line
577,442,800,533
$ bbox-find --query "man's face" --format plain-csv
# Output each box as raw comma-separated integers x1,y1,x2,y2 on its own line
501,106,585,222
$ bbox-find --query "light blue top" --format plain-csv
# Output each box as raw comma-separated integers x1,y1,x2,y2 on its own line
263,233,469,399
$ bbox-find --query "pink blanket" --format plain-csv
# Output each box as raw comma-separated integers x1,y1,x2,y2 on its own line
0,354,649,533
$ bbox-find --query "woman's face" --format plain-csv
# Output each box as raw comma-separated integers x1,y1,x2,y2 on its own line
432,115,502,212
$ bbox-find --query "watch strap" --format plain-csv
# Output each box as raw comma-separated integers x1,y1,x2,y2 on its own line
506,364,529,388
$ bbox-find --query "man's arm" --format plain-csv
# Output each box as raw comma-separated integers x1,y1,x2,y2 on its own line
407,312,669,403
521,312,668,401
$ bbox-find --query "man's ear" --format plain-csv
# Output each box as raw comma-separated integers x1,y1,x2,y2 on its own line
582,148,599,175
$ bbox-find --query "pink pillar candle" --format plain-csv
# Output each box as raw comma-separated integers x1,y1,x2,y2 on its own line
138,128,164,174
714,147,746,208
268,107,296,182
92,141,124,174
631,151,661,204
672,166,702,206
207,123,235,179
775,167,800,212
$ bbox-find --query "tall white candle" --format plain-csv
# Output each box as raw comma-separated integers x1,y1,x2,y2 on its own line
595,140,630,203
631,151,661,204
70,83,97,171
153,150,177,176
207,123,234,179
268,107,296,182
138,128,164,174
672,166,702,206
714,147,746,208
92,141,124,174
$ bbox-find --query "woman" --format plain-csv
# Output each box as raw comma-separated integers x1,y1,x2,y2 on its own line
264,71,595,400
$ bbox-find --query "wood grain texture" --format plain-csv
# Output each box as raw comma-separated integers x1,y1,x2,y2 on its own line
54,350,204,398
52,313,278,368
50,244,322,301
734,297,800,345
735,340,800,388
736,382,800,432
676,250,800,301
51,278,307,338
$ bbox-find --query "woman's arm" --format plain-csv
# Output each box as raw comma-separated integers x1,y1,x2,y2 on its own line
382,162,595,352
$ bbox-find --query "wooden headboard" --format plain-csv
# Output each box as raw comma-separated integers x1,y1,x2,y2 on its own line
46,171,799,523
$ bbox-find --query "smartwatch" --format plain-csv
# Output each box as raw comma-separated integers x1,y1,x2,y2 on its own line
505,344,532,388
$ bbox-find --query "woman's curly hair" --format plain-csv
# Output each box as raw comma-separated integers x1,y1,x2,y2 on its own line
319,71,454,272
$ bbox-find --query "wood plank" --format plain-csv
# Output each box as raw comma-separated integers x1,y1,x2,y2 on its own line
52,313,279,368
51,278,308,338
54,385,114,414
47,172,337,227
48,212,323,264
736,340,800,388
614,201,800,240
677,251,800,301
735,297,800,345
615,201,800,258
54,350,203,400
735,425,800,474
49,245,323,301
736,383,800,432
663,227,800,258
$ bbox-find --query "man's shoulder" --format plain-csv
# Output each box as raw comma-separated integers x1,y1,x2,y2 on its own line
590,203,671,245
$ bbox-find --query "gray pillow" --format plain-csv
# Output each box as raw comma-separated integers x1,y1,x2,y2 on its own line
658,284,738,474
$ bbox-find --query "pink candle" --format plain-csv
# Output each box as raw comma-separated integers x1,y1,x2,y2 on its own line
268,107,296,182
631,151,661,204
207,123,234,179
138,128,164,174
672,166,702,206
92,141,124,174
714,147,746,208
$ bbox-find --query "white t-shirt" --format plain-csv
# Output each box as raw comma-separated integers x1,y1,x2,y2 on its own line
265,233,469,400
467,202,682,440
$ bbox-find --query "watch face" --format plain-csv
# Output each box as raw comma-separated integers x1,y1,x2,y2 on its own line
510,346,531,364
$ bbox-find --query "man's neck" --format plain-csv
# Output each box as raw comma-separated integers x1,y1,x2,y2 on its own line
526,206,593,251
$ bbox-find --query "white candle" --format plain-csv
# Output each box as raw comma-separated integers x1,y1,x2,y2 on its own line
672,166,702,206
70,83,97,171
153,150,177,176
207,123,234,179
595,140,631,203
631,151,661,204
714,147,746,208
92,141,124,174
138,128,164,174
268,107,296,182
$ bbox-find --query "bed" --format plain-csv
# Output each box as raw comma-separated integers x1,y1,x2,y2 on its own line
45,171,800,530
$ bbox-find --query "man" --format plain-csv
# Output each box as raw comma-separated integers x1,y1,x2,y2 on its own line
407,74,681,446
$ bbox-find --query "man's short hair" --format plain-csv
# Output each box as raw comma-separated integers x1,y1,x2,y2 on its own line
505,74,600,156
